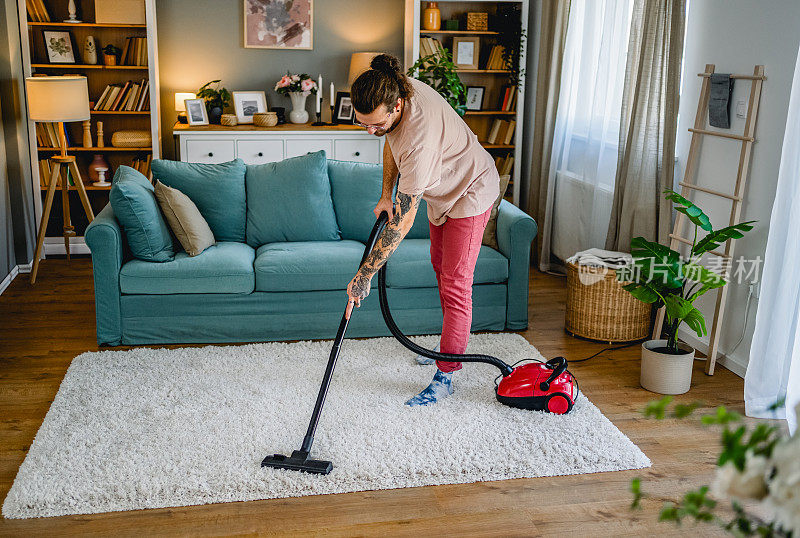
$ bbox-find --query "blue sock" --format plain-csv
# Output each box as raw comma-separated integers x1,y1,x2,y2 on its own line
405,369,454,407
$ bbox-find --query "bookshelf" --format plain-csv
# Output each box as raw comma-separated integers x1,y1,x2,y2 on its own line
404,0,528,206
19,0,160,256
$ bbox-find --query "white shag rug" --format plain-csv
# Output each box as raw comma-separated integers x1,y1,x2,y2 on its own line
3,333,650,519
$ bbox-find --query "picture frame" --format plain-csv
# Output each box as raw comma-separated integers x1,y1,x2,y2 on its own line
43,31,76,64
452,36,480,70
243,0,314,50
232,91,268,124
184,98,209,126
465,86,485,111
334,92,353,124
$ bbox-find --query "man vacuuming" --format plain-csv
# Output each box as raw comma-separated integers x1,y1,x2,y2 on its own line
346,53,500,407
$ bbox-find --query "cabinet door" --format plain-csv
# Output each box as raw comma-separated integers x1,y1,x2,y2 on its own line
236,139,284,164
285,139,333,159
184,139,236,163
334,139,381,164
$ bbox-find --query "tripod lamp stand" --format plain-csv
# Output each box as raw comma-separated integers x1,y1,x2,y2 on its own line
26,76,95,284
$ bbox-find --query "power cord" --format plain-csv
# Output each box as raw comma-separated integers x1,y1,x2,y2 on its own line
570,339,642,363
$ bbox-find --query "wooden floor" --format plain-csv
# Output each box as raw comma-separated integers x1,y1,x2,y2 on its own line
0,258,747,536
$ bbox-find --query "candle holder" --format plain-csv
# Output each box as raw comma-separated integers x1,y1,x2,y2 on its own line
329,105,337,125
311,111,325,126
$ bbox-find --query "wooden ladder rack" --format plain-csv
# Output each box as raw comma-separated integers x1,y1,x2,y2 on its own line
653,64,765,375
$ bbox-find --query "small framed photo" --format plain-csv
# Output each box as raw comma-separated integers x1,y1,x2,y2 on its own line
334,92,353,124
43,31,76,64
232,91,268,124
453,36,480,69
465,86,485,110
184,98,209,125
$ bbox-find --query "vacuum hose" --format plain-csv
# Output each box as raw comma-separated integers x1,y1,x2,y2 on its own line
363,211,514,377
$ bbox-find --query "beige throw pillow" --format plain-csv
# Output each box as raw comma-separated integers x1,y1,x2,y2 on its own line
482,174,511,250
154,180,215,256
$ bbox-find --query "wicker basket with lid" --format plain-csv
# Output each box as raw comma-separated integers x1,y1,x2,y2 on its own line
565,261,652,343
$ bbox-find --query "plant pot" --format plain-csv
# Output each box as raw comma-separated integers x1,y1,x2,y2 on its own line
640,339,695,395
208,105,223,124
288,92,309,124
103,53,117,66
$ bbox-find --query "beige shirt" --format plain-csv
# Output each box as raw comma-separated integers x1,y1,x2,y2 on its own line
386,78,500,226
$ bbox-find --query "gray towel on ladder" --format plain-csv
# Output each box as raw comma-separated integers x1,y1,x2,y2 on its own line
709,73,734,128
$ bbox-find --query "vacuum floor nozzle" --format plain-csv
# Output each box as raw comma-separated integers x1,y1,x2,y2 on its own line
261,450,333,474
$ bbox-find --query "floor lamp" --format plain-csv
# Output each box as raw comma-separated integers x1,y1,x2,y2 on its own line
26,76,95,284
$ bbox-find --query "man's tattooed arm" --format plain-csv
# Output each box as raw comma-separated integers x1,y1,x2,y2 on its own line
347,191,422,304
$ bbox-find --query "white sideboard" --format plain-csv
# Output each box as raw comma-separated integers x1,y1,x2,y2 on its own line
173,123,384,165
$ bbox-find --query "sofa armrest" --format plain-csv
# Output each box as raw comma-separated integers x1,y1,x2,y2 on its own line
85,203,125,346
496,200,538,330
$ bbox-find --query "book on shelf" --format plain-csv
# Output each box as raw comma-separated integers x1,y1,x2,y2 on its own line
486,119,502,144
38,158,74,187
494,154,514,177
35,122,71,148
485,119,516,145
485,45,506,70
419,37,445,63
94,80,150,111
131,154,153,178
121,37,148,66
503,120,516,145
497,85,518,112
26,0,50,22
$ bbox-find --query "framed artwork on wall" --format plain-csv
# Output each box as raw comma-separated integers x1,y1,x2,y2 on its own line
465,86,485,110
334,92,353,124
232,91,268,124
184,98,209,126
43,31,76,63
243,0,313,50
452,37,480,70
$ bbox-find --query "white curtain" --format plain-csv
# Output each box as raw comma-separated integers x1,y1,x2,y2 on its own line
744,44,800,434
539,0,634,271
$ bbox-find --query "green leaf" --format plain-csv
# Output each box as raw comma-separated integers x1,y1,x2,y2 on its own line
644,396,673,419
663,295,707,337
621,282,662,304
664,189,713,231
702,406,742,426
693,221,756,255
630,477,643,510
629,237,683,288
673,401,703,418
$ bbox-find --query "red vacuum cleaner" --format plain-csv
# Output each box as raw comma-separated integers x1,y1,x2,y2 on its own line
262,212,578,474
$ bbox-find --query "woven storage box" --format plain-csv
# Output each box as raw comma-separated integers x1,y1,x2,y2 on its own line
466,12,488,31
565,261,652,343
220,114,238,126
111,130,151,148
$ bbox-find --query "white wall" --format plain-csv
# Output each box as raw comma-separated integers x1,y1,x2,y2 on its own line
675,0,800,375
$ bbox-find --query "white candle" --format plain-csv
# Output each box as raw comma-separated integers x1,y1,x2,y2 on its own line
316,74,322,113
330,82,334,107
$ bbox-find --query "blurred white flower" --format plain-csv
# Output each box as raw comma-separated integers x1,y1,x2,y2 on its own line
711,453,769,501
764,431,800,534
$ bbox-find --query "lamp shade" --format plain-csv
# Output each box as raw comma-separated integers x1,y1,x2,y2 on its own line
25,76,90,122
174,92,197,112
348,52,380,87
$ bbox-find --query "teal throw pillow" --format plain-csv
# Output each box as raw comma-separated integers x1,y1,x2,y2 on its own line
109,165,174,262
245,150,340,246
150,158,246,242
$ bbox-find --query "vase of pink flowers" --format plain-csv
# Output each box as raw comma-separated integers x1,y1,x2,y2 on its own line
274,72,318,124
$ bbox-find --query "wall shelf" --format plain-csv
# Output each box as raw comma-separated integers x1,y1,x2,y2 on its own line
31,64,149,69
421,30,499,35
39,184,111,191
27,22,146,28
37,147,153,152
464,110,516,115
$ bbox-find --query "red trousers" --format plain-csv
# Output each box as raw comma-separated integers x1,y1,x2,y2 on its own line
428,206,493,373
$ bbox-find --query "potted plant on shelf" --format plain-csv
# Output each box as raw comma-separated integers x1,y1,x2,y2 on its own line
102,44,121,66
196,80,232,124
617,190,755,394
494,4,526,88
274,73,317,124
407,49,466,116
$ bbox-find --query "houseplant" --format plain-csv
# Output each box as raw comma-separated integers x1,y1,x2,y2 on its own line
407,48,466,116
617,189,755,394
102,44,120,66
632,397,799,536
274,73,317,124
196,80,232,124
494,5,526,88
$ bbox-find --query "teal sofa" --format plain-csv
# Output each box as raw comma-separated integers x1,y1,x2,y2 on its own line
85,153,537,346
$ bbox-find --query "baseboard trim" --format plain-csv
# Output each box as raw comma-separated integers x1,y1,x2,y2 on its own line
0,266,20,295
44,238,90,256
677,329,747,378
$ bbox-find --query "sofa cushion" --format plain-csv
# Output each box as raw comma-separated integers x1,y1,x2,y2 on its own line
154,180,216,256
119,242,255,294
385,239,509,288
150,158,246,242
328,159,430,242
246,150,340,246
254,240,364,292
109,165,174,263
